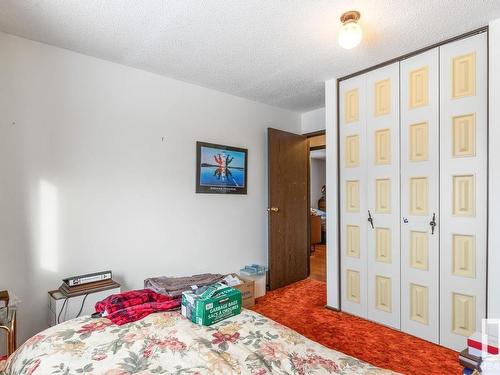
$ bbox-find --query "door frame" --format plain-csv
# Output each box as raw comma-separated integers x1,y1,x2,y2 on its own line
335,26,489,315
305,130,326,279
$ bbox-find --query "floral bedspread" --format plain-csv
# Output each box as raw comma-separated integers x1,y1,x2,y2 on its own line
1,310,396,374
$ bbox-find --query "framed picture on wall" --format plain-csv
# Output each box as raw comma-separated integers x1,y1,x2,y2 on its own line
196,141,248,194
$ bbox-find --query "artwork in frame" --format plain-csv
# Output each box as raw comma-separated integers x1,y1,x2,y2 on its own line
196,141,248,194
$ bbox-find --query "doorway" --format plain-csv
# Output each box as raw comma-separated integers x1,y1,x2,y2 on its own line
267,128,326,290
308,133,326,282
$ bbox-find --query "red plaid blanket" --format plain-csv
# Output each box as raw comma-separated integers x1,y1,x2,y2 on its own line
95,289,181,325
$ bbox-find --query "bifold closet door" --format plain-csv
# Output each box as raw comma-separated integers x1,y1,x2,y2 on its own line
339,74,368,318
400,48,440,343
440,33,487,351
366,63,400,329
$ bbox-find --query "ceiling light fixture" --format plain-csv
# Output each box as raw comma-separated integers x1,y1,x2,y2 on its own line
338,11,362,50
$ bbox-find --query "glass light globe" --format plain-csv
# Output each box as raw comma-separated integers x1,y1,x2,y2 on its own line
338,21,362,49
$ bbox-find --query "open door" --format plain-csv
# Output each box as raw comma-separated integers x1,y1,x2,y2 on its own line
268,128,309,290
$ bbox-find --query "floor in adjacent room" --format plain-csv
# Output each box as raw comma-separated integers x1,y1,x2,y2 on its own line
309,244,326,282
252,279,461,375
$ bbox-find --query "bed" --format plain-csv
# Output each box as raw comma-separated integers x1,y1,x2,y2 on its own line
1,310,395,374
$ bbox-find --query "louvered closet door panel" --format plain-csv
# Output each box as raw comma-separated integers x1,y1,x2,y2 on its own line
439,33,487,351
400,48,440,343
366,63,400,329
340,75,368,318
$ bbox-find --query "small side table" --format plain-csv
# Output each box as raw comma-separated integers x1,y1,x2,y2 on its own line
48,283,121,326
0,291,16,356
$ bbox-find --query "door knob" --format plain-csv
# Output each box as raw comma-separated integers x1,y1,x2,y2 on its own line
267,207,279,212
429,213,437,235
367,210,374,229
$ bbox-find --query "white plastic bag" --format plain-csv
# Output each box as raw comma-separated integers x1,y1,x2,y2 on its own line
7,290,21,308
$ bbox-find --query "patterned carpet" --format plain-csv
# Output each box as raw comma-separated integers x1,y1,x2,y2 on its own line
252,279,461,375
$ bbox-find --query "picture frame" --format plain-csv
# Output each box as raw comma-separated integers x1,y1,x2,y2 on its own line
196,141,248,194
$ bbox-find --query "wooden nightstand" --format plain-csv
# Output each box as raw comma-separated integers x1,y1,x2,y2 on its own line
0,291,16,356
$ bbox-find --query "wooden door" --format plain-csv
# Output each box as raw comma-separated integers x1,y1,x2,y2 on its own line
439,33,487,351
400,48,440,343
366,62,401,329
339,74,369,318
268,128,309,290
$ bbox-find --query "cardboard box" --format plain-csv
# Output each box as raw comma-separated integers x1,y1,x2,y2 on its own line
181,283,242,326
230,275,255,308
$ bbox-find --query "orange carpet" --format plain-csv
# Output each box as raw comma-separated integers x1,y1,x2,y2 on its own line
252,279,461,375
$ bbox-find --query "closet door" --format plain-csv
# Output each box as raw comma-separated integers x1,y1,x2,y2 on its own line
366,63,400,329
400,48,440,343
339,74,368,318
440,33,487,351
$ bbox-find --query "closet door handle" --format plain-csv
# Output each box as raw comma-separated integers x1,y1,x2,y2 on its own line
429,213,437,235
367,210,374,229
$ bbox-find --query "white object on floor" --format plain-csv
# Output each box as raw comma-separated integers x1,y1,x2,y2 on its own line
468,331,499,358
241,273,266,298
48,287,120,326
482,357,500,375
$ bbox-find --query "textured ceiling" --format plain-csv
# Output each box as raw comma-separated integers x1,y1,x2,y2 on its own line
1,1,500,112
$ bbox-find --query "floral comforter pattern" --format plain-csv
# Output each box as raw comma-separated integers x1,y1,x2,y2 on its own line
1,310,396,374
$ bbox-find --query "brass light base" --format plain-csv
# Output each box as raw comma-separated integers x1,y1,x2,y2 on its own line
340,10,361,24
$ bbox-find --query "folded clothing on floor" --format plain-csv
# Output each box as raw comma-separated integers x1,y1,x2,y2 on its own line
94,289,181,325
144,273,224,298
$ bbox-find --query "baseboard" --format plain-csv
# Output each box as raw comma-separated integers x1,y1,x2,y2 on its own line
325,305,340,311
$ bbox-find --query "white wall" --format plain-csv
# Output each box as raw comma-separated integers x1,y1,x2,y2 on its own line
301,107,325,134
0,32,301,345
488,18,500,320
325,79,339,309
310,158,326,208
